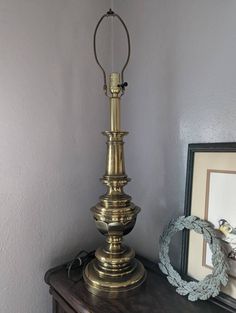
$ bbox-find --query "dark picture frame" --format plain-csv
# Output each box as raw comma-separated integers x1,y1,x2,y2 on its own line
181,143,236,312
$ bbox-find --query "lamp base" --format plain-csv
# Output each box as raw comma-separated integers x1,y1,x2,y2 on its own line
83,256,146,298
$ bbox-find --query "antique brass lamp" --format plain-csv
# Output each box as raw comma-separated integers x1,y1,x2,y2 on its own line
83,9,146,297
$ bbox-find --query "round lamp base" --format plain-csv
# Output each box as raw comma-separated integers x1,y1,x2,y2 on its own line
83,258,146,298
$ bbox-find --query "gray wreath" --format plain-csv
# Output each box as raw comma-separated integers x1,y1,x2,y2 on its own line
158,215,229,301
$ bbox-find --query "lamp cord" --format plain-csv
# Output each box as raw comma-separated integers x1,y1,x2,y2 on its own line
66,250,95,282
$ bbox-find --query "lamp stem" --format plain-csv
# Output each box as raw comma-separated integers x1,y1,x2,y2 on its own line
83,72,146,297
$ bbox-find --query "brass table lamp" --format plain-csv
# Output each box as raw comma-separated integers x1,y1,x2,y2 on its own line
83,9,146,297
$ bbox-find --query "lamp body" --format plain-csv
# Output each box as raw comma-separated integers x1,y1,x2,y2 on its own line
83,73,146,297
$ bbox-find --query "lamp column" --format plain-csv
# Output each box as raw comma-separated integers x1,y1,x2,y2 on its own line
83,73,146,297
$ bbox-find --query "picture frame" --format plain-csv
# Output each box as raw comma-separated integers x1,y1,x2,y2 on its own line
181,143,236,312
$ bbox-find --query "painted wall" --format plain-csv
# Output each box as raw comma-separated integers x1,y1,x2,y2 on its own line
0,1,111,312
112,0,236,265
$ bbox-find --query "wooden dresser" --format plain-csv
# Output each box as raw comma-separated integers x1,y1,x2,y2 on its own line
45,257,230,313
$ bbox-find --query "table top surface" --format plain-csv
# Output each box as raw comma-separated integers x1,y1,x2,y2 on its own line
45,257,231,313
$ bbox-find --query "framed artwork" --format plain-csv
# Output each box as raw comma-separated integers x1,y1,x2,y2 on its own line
181,143,236,311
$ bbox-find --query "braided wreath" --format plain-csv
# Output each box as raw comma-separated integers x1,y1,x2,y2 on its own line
158,216,229,301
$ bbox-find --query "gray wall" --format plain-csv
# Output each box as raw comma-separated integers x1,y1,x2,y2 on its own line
0,1,110,312
112,0,236,265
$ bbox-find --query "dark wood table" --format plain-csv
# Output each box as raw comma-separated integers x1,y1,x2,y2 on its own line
45,257,230,313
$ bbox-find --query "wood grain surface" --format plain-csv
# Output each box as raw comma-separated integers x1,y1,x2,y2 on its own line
46,257,230,313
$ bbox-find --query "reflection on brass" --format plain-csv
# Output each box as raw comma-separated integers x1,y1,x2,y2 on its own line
83,72,146,297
